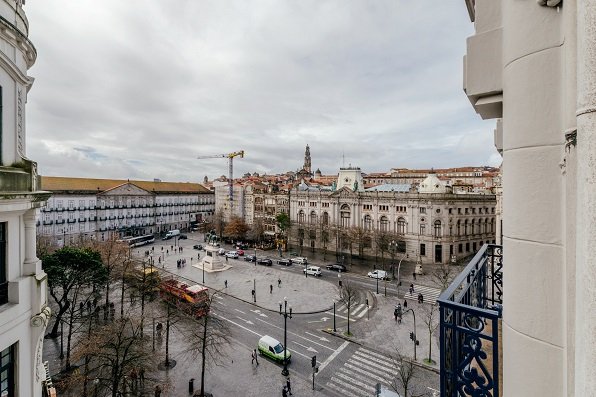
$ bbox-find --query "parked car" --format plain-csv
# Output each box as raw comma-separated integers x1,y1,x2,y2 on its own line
367,270,388,280
236,249,245,256
193,244,203,250
303,266,322,277
178,234,188,240
217,248,226,256
326,263,347,272
277,258,292,266
236,243,250,250
244,255,257,262
225,251,239,259
257,258,273,266
290,257,308,265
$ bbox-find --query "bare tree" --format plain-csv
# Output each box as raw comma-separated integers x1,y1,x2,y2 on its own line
185,290,232,397
92,236,129,319
430,263,458,291
390,344,428,397
224,216,250,241
320,223,331,261
338,281,361,336
375,230,391,269
248,218,265,244
36,233,60,258
69,317,158,397
421,304,439,365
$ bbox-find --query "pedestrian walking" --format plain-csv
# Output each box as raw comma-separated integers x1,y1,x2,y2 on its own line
87,300,92,313
404,299,407,308
409,283,414,295
154,384,162,397
270,284,273,294
394,308,399,322
418,293,424,304
282,386,288,397
252,349,259,365
225,280,228,288
225,256,228,263
413,271,417,281
286,377,292,395
278,277,282,287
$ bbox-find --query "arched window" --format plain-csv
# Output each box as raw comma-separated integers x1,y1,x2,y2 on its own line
322,212,329,226
340,204,351,228
380,216,389,232
471,219,475,235
363,215,372,230
490,218,495,233
457,220,461,236
310,211,317,224
464,219,468,235
397,217,406,234
298,210,305,224
484,218,489,234
434,220,442,238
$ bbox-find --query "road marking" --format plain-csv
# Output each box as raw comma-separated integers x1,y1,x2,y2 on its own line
343,363,391,384
324,311,356,321
318,340,349,373
351,354,397,375
234,309,246,314
250,309,268,318
304,331,329,342
254,317,335,351
329,375,371,397
346,359,397,380
212,313,261,337
354,350,396,368
292,341,317,353
235,316,254,325
326,382,360,397
335,371,376,393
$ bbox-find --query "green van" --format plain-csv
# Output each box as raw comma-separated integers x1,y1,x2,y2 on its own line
258,335,291,363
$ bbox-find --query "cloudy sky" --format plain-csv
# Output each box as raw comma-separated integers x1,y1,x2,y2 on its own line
25,0,499,183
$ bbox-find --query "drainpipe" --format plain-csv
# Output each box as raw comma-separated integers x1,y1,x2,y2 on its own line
576,1,596,394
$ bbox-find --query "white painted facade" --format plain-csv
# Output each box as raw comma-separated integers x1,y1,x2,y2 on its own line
463,0,594,395
37,178,215,243
0,1,52,396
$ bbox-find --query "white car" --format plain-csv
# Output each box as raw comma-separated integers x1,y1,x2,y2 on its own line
225,251,239,259
291,257,308,265
367,270,388,280
303,265,322,277
217,248,226,255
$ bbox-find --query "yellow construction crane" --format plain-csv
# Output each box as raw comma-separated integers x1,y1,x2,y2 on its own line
197,150,244,217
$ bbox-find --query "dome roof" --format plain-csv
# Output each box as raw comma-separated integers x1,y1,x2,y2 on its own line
419,173,448,194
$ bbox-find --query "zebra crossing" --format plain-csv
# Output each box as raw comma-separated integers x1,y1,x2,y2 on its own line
403,284,441,304
326,347,398,397
325,302,369,321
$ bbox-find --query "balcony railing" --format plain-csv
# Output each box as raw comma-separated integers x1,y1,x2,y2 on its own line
438,244,503,397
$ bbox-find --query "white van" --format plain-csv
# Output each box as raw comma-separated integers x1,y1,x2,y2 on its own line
291,257,308,265
303,265,322,277
257,335,291,363
166,229,180,238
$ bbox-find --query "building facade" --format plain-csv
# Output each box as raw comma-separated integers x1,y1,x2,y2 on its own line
457,0,594,395
37,177,214,244
0,1,52,396
289,168,496,265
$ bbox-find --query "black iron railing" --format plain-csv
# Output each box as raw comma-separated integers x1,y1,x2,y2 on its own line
438,244,503,397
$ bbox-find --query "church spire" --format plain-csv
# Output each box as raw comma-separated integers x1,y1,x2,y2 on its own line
304,144,312,173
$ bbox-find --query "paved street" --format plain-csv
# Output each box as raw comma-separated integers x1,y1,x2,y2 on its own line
44,232,442,396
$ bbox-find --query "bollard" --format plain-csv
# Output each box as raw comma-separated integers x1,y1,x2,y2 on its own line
189,378,194,394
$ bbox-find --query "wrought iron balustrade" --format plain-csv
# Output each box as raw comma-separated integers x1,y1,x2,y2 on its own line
438,244,503,397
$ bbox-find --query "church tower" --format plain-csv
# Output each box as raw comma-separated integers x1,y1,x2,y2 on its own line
303,145,312,174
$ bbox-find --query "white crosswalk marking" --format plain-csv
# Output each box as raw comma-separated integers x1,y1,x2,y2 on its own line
404,284,442,304
333,303,369,319
325,347,398,397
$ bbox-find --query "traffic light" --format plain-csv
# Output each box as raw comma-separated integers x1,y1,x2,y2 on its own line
311,355,317,368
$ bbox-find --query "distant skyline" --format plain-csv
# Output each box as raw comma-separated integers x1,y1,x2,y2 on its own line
25,1,499,183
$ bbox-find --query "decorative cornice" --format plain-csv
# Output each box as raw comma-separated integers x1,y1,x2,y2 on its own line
31,306,52,327
537,0,562,7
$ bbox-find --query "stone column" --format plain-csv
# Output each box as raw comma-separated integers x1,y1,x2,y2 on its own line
23,209,40,275
575,1,596,394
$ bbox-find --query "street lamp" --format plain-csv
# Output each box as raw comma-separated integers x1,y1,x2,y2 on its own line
389,240,397,278
279,297,292,376
403,308,418,361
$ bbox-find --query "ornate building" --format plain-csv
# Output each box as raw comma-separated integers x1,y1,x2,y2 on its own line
38,177,215,244
289,168,496,265
0,1,52,395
